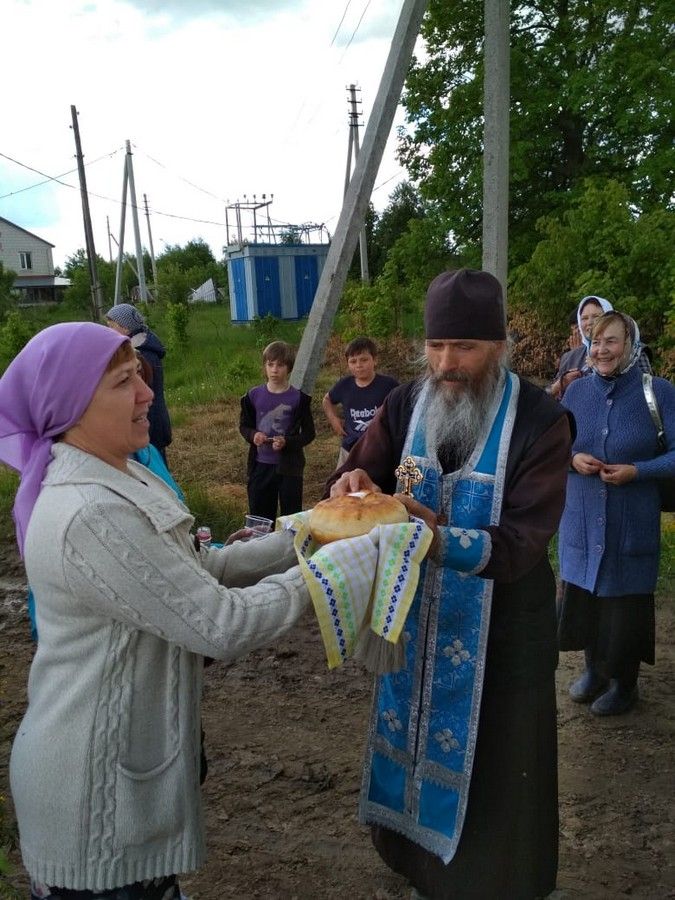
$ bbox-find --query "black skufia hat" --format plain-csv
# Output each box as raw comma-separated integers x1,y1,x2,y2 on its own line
424,269,506,340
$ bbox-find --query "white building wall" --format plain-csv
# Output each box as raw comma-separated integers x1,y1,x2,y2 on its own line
0,221,54,276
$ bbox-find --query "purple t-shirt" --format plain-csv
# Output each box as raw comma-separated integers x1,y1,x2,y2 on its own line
328,373,399,449
248,384,301,464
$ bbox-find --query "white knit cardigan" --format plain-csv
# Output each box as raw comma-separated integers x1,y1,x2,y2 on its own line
11,443,307,890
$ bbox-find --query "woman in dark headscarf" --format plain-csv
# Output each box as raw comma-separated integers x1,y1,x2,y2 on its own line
106,303,172,460
558,312,675,715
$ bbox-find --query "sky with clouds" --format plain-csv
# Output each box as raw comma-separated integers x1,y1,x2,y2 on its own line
1,0,413,268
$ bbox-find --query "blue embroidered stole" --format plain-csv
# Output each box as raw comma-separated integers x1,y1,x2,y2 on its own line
359,371,519,863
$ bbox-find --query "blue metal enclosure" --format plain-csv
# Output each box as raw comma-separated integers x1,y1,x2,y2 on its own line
225,243,329,322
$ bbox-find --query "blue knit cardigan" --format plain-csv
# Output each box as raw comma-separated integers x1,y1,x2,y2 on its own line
560,366,675,596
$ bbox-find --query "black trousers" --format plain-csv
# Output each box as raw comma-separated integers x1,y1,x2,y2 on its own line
247,461,303,522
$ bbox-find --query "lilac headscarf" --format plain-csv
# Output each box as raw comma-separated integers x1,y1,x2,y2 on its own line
0,322,127,556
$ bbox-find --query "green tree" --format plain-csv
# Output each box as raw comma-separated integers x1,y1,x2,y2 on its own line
369,181,426,279
157,238,216,272
340,216,454,338
0,262,17,318
510,179,675,347
62,250,137,315
157,263,194,306
156,239,227,302
400,1,674,265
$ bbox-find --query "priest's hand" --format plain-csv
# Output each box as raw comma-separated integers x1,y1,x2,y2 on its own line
397,494,439,558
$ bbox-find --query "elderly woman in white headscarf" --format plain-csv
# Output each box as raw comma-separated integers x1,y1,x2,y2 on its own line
558,312,675,715
549,295,653,400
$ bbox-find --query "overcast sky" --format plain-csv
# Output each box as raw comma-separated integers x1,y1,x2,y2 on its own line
1,0,411,268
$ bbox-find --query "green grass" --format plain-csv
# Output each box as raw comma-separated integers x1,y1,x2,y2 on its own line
181,482,245,543
152,305,308,408
0,467,18,544
657,518,675,597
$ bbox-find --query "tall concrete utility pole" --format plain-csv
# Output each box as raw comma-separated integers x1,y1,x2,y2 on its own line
292,0,429,393
114,157,129,305
70,105,104,320
346,84,370,284
482,0,510,312
143,194,159,301
125,141,148,303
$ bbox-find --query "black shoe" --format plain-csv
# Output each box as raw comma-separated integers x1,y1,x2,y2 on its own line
568,669,608,703
590,680,638,716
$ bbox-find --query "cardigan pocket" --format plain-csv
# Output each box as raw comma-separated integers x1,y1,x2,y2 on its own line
117,638,182,775
114,750,184,849
113,641,185,850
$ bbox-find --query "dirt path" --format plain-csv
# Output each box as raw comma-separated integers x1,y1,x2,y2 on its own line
1,392,673,898
1,541,673,898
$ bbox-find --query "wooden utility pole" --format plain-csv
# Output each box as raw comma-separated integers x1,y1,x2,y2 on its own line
292,0,429,393
346,84,370,284
482,0,510,312
70,105,104,320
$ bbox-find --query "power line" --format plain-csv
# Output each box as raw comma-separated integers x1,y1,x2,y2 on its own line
281,0,368,145
131,144,228,204
0,148,124,200
0,147,228,228
339,0,372,62
320,169,406,225
373,170,404,192
329,0,353,47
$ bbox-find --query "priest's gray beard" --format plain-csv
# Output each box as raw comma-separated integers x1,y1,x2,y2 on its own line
421,360,502,468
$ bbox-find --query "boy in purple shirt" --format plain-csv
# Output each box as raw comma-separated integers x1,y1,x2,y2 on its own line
239,341,315,522
322,337,399,467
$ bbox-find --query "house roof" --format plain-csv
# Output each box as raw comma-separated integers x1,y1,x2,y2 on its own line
14,275,71,288
0,215,55,247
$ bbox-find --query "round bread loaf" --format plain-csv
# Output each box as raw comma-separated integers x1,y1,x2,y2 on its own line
309,491,408,544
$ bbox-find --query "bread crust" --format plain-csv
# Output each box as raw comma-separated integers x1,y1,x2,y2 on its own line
309,491,408,544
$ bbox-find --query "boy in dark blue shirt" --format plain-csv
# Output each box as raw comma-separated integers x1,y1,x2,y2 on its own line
322,337,399,467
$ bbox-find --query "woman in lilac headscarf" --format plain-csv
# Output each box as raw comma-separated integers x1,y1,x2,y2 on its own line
0,322,310,898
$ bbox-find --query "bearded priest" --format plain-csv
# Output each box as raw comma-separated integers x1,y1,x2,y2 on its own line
326,268,573,900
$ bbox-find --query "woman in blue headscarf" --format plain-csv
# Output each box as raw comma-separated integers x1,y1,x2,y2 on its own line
558,312,675,715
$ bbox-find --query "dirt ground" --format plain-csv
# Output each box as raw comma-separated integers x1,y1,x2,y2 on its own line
1,403,674,899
